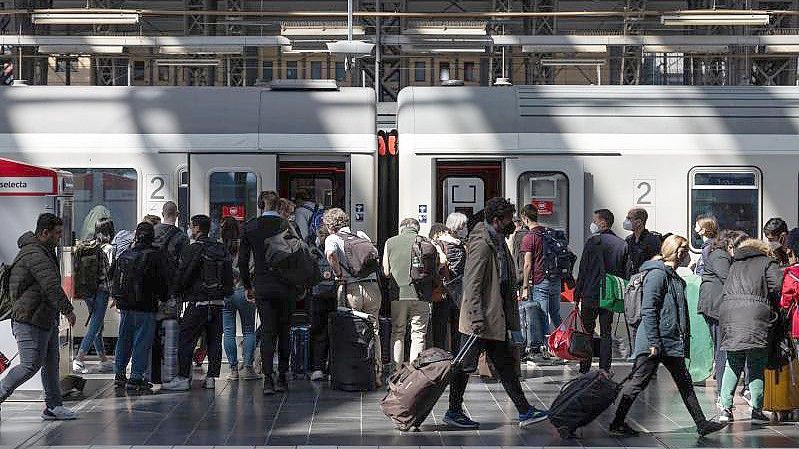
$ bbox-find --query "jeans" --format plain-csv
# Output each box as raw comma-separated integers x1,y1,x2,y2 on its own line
579,301,613,373
77,289,109,357
115,310,156,381
0,320,62,408
523,278,563,350
720,348,768,410
256,292,294,376
521,299,544,349
614,354,708,427
178,304,223,379
704,316,726,394
449,333,532,415
223,288,257,369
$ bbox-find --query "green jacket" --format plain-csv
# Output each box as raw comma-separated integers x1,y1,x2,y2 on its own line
383,228,419,301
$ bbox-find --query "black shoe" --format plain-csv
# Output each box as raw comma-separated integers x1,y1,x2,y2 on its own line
114,373,127,388
698,420,728,436
751,410,770,425
275,374,288,392
263,376,275,395
718,408,734,423
609,421,640,437
125,378,153,391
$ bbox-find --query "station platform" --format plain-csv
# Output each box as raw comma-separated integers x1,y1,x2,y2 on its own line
1,361,799,449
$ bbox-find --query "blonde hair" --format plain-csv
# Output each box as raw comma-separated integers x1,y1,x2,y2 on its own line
696,215,719,239
323,208,349,232
657,235,689,263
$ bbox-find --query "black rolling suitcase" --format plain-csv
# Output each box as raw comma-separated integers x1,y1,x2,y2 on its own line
289,325,311,378
380,316,392,365
329,307,377,391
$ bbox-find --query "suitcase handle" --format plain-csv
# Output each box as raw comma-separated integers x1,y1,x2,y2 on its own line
452,334,479,366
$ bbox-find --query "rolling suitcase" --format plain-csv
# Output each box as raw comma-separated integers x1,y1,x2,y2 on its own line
381,334,478,431
289,325,311,378
764,358,799,414
380,316,392,366
329,308,377,391
160,319,179,383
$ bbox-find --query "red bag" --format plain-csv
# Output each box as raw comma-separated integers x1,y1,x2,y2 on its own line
548,307,592,361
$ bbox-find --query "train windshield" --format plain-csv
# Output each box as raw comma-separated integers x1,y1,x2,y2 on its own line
690,168,760,249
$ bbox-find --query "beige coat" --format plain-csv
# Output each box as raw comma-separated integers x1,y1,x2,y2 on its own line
459,221,520,341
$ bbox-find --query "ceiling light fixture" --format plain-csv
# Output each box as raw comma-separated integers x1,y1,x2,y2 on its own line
661,13,770,26
31,13,140,25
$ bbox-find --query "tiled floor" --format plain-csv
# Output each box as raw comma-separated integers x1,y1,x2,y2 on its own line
4,361,799,449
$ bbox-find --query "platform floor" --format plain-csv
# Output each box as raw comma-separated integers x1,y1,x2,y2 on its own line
2,361,799,449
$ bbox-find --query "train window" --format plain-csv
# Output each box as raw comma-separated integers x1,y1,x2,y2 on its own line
689,167,761,249
279,162,346,210
209,171,258,238
517,171,569,235
68,168,138,241
415,62,426,82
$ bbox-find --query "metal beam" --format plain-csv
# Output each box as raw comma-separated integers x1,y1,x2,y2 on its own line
492,34,799,46
0,35,290,47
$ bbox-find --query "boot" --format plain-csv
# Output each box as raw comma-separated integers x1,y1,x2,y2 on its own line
263,375,275,395
275,373,288,392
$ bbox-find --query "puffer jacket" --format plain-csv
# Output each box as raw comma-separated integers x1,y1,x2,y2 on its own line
697,247,733,321
719,240,782,352
9,232,73,330
634,260,690,358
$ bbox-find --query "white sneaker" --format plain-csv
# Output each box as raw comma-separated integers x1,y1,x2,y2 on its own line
310,370,325,382
72,360,88,374
202,377,215,389
42,406,77,421
161,376,191,391
97,360,115,373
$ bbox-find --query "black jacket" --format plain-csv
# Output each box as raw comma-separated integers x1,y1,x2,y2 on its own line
238,215,294,296
9,232,73,329
109,242,170,313
698,248,732,321
625,229,662,277
635,260,690,359
719,243,782,352
174,236,233,302
575,229,628,304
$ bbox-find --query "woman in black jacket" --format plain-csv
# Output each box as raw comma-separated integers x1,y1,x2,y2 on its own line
610,235,727,437
698,230,748,396
718,238,782,424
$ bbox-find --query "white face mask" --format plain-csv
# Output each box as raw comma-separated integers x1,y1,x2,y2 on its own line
589,222,600,235
622,219,634,231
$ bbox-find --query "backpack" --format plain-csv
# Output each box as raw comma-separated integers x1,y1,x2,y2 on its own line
300,204,325,245
410,236,439,301
532,228,577,280
264,228,320,288
337,231,380,279
111,230,135,261
200,241,234,300
154,226,184,272
0,263,14,321
73,240,105,299
623,269,650,327
111,246,154,307
511,229,530,284
311,246,337,300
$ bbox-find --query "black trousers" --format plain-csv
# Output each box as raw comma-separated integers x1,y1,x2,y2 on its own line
448,333,532,415
430,300,452,350
613,354,707,426
178,304,223,379
256,296,293,376
151,321,163,383
579,302,613,373
307,297,336,372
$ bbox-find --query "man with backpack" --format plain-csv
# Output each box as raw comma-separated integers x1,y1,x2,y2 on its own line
294,188,324,244
111,221,170,391
161,215,233,391
624,208,662,278
1,213,77,420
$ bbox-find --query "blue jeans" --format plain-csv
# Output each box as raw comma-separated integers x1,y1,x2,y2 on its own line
78,289,109,357
115,310,156,381
526,278,563,349
223,288,257,368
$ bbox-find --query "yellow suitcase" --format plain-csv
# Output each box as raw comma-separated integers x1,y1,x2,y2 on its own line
764,359,799,412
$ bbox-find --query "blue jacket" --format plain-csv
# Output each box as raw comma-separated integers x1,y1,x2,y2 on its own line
634,260,690,359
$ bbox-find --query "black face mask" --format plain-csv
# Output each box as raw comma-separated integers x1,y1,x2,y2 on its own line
501,221,516,237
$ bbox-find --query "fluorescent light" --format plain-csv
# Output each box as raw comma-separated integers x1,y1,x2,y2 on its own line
38,45,123,54
155,59,220,67
404,22,487,36
326,40,374,55
522,45,608,54
281,21,365,37
540,58,606,66
767,45,799,53
158,46,243,55
31,13,140,25
661,13,769,26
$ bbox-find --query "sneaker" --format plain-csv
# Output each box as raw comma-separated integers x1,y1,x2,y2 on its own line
519,407,549,428
609,421,640,437
742,388,753,408
240,366,263,380
751,409,770,425
72,360,88,374
310,370,325,382
97,360,115,373
114,373,127,388
161,376,191,391
125,378,153,391
263,376,275,395
203,377,215,389
698,420,728,436
718,408,734,423
42,406,77,421
275,374,287,392
227,366,239,381
442,410,480,429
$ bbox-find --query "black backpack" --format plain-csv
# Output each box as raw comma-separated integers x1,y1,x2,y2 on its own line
0,263,14,321
111,247,154,307
410,236,439,301
264,227,320,289
154,226,184,276
338,231,380,279
311,246,337,300
73,240,105,299
533,228,577,281
200,241,234,300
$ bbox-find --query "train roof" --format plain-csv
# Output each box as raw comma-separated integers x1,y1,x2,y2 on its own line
0,86,376,154
397,86,799,155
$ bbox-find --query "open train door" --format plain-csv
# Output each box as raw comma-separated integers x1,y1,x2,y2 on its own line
435,160,503,224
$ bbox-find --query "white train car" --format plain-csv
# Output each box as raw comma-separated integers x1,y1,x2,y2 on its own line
0,84,377,338
397,85,799,255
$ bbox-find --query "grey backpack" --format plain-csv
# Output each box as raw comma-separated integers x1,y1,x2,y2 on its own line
623,270,650,327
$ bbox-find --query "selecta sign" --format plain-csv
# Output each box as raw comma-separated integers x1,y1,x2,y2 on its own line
0,159,60,196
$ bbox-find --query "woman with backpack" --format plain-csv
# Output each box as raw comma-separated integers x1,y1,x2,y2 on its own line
717,238,782,424
72,217,115,375
308,227,337,382
698,230,748,398
609,235,727,437
220,216,261,382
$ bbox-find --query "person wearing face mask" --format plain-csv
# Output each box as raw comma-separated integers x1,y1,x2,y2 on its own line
717,238,782,424
440,212,468,353
763,217,790,268
442,197,549,430
624,208,662,278
609,236,727,437
575,209,628,374
693,215,719,276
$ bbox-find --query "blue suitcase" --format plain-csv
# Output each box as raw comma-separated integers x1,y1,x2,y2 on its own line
289,325,311,378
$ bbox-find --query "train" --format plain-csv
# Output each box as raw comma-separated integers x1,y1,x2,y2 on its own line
0,82,797,338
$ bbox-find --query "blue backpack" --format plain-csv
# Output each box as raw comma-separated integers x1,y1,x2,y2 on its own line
533,228,577,280
300,204,325,245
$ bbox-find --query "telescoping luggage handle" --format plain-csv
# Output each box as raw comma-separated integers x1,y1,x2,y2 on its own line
452,334,479,366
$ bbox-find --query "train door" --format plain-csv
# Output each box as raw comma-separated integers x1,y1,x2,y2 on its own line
189,154,277,237
278,158,348,212
436,160,502,223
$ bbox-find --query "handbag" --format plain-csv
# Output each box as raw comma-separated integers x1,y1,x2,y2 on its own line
600,273,626,313
549,307,592,361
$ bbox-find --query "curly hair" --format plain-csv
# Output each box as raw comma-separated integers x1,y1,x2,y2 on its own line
323,208,349,232
484,197,516,224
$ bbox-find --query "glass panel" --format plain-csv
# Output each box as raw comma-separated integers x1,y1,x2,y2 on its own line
209,172,258,239
158,66,170,82
690,170,760,248
415,61,425,82
133,61,145,81
280,162,347,210
262,61,273,82
67,168,138,241
286,61,298,79
464,62,476,82
311,61,323,80
439,62,450,81
694,172,757,186
335,62,346,81
517,171,569,235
